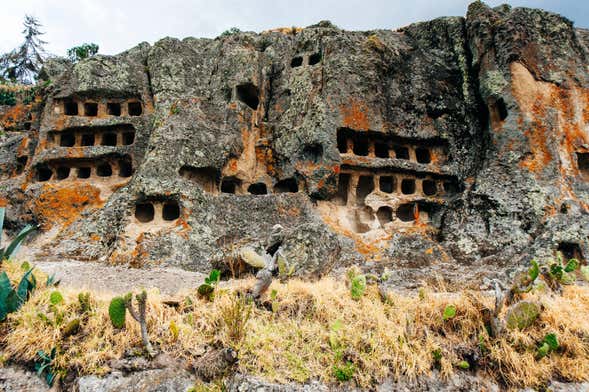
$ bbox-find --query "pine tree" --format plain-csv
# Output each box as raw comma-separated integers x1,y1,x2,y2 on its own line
0,15,47,84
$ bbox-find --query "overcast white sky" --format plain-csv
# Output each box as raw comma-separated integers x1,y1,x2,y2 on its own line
0,0,587,57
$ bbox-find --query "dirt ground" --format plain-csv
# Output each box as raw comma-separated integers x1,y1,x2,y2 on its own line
34,260,206,296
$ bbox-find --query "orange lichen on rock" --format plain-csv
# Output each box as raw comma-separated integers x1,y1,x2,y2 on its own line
32,184,102,229
341,98,370,130
0,104,29,130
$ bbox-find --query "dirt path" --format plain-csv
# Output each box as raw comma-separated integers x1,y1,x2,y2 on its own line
34,260,206,296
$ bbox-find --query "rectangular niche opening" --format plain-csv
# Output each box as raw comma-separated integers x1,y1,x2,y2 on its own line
401,178,415,195
248,182,268,195
308,52,321,65
235,83,259,110
101,133,118,146
179,166,219,193
337,131,349,154
422,179,437,196
274,178,298,193
36,166,52,182
63,100,78,116
96,163,112,177
356,175,374,206
118,160,133,177
376,206,393,227
162,201,180,221
128,102,143,116
15,156,27,175
107,102,121,116
135,203,154,223
220,177,241,194
577,152,589,178
60,133,76,147
379,176,395,193
56,166,70,180
374,142,389,158
81,134,95,146
77,167,91,179
557,242,584,263
415,147,431,164
84,102,98,116
443,181,459,194
393,145,410,160
335,173,350,206
291,56,303,68
353,134,369,156
122,131,135,145
397,203,416,222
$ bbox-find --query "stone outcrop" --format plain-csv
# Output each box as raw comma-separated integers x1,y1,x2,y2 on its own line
0,2,588,285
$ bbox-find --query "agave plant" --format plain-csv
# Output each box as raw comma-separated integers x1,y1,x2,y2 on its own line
0,207,37,262
0,268,36,320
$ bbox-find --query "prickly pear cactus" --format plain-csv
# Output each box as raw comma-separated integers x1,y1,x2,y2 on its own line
108,296,127,328
505,301,541,330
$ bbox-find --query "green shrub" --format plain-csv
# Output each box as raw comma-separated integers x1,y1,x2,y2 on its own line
35,348,57,386
349,273,366,301
198,269,220,300
0,89,16,106
49,290,63,305
443,305,456,321
333,361,355,381
108,296,127,328
0,268,36,320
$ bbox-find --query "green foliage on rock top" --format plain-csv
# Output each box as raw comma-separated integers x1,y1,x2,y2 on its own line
67,43,99,62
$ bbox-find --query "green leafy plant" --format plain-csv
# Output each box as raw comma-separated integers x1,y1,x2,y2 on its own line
270,289,279,313
78,292,92,314
0,268,36,321
536,333,559,359
61,318,80,338
169,319,179,341
443,304,457,321
198,269,221,300
0,89,16,106
333,361,355,382
505,301,541,330
220,294,252,348
218,27,241,38
277,255,296,282
35,347,57,386
46,273,60,287
349,271,366,301
0,207,37,262
457,360,470,370
548,254,579,284
108,295,127,328
67,43,99,62
49,290,63,305
329,319,343,350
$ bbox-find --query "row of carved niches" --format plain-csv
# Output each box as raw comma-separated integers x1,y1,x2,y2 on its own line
337,128,448,165
46,125,135,148
328,169,458,233
55,98,143,117
335,171,457,205
290,52,321,68
34,157,133,182
179,165,299,195
134,200,180,223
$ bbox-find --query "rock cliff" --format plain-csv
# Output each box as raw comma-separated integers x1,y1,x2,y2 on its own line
1,2,588,286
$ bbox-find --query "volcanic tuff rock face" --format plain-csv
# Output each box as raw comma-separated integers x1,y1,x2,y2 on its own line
0,2,588,285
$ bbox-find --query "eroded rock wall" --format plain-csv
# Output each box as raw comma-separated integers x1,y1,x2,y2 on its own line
0,2,587,285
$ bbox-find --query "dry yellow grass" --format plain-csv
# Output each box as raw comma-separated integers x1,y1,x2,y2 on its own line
1,260,589,389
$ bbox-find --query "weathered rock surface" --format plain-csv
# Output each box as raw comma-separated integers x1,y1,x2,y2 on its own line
0,2,588,287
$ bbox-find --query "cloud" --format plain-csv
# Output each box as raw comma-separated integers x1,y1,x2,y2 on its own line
0,0,586,57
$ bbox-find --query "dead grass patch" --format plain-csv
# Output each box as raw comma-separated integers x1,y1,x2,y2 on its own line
1,261,588,389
